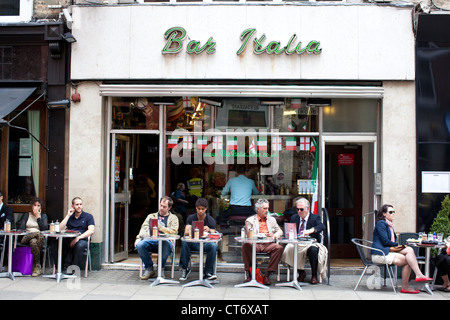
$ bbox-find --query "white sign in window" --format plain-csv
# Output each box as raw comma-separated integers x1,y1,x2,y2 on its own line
422,171,450,193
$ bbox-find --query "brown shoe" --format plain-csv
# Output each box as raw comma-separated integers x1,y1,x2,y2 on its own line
263,273,271,285
310,275,318,284
297,270,306,282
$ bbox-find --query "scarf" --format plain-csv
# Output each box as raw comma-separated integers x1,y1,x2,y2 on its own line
385,219,395,242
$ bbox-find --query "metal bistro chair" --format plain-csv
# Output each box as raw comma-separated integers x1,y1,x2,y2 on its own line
351,238,398,294
139,237,177,279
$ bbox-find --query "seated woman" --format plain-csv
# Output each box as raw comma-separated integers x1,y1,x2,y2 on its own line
18,197,49,276
371,204,432,294
435,236,450,292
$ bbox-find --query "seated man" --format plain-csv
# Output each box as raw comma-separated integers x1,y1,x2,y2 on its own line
242,198,283,285
54,197,95,272
179,198,218,281
282,197,327,284
135,196,179,280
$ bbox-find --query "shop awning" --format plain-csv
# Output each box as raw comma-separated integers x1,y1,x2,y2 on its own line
0,87,37,120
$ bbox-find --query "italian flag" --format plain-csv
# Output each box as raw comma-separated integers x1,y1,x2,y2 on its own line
291,98,302,109
285,137,297,151
197,136,207,149
168,136,178,149
227,136,237,150
257,137,267,151
310,138,319,214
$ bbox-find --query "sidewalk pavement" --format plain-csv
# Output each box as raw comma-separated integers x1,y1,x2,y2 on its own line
0,267,448,301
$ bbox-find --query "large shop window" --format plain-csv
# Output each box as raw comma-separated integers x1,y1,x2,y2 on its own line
3,108,46,206
163,97,319,262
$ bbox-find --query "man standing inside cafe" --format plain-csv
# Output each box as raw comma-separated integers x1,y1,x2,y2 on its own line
242,198,283,285
282,197,327,284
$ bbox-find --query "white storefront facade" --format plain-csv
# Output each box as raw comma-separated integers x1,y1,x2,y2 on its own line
68,3,416,265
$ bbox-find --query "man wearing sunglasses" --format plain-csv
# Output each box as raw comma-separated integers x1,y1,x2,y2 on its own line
282,197,326,284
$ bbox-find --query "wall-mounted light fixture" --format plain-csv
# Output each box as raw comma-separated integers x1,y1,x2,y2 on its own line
62,32,77,43
47,99,70,110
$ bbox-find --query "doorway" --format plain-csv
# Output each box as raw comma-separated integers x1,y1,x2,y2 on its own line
110,134,160,262
325,144,363,258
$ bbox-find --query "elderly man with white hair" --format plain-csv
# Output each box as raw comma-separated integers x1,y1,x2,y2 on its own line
282,197,328,284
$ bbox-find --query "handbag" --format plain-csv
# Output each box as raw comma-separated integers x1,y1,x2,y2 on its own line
12,246,33,275
389,245,406,253
249,267,264,284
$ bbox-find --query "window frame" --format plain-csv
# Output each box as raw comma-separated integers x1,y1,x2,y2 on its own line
0,0,33,23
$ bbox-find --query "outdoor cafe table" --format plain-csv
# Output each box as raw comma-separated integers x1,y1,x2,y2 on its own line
42,230,80,283
0,230,28,281
234,236,275,289
142,234,180,287
407,240,446,295
181,236,221,289
276,237,317,291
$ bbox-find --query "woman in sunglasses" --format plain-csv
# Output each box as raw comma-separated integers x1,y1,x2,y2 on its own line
371,204,432,294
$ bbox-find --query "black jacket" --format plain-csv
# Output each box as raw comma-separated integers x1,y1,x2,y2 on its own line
0,203,14,229
291,212,325,243
17,212,49,231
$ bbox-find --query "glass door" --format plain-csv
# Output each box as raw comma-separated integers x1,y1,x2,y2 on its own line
110,134,131,262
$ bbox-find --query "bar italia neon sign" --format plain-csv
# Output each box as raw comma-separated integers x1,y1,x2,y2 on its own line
162,27,322,55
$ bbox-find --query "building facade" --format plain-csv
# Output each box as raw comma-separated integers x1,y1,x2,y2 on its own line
0,1,71,229
66,2,419,266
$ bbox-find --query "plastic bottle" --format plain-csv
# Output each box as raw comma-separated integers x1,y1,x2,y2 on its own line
54,220,60,233
194,227,199,239
241,227,246,238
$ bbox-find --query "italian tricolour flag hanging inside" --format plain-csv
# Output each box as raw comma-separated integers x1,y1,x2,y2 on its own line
285,137,297,151
310,137,319,215
196,136,208,149
227,136,237,150
257,136,267,151
168,136,178,149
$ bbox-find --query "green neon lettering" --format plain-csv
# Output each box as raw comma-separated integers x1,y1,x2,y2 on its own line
253,34,266,54
285,34,297,55
162,27,186,54
306,41,322,54
236,28,256,55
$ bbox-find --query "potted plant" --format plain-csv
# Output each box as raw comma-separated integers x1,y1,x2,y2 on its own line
430,195,450,256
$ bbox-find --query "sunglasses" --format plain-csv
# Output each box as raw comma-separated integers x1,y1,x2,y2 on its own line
387,210,395,214
297,208,306,212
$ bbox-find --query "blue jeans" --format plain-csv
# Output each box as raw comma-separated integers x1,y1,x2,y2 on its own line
179,240,218,274
136,239,173,271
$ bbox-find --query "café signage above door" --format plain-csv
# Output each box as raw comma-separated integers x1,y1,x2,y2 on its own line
162,26,322,56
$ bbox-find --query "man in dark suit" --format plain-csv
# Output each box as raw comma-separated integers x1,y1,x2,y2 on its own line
0,191,14,230
287,197,325,284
